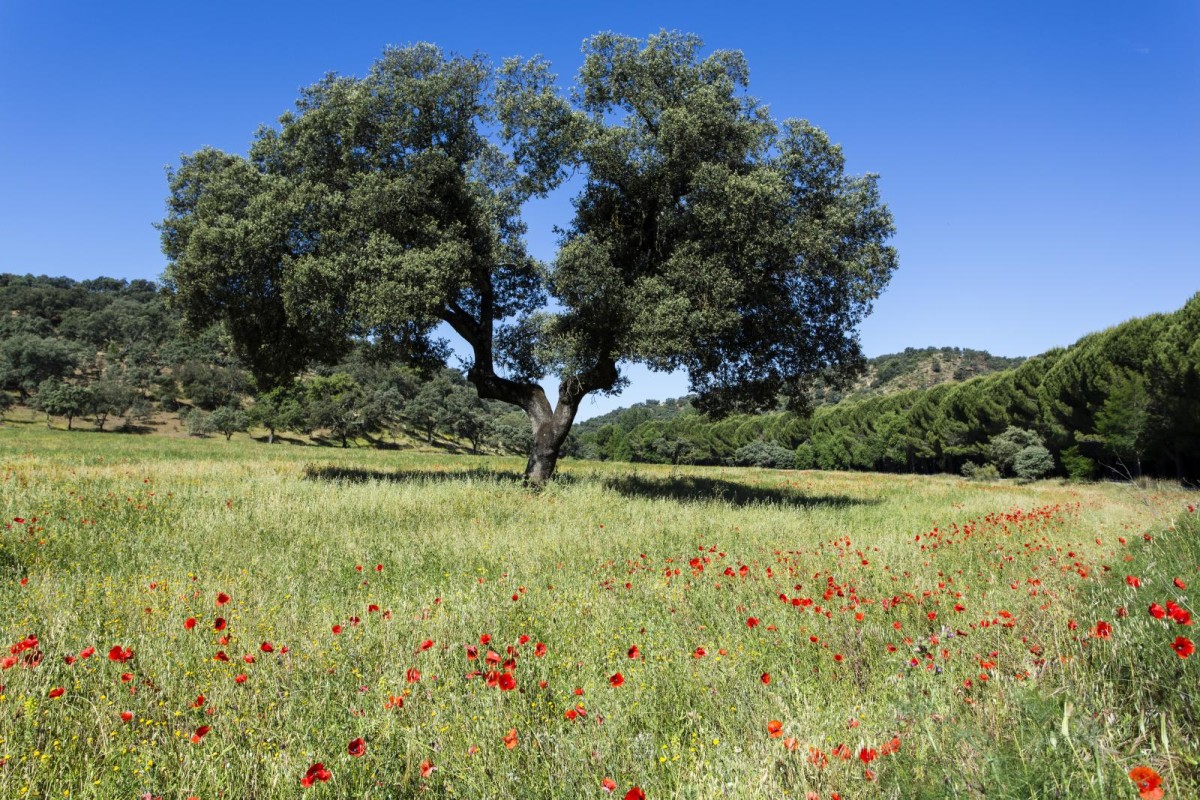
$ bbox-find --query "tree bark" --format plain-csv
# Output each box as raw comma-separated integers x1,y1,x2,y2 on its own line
524,402,579,485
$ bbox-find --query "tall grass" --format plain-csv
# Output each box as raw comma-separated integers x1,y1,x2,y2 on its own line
0,426,1194,798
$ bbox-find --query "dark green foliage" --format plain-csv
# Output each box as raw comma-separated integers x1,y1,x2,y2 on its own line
0,334,80,397
32,379,93,430
208,405,250,441
161,32,898,481
1059,445,1097,481
568,293,1200,480
1092,370,1150,476
732,441,797,470
90,377,138,431
247,386,307,443
988,426,1044,476
302,374,372,448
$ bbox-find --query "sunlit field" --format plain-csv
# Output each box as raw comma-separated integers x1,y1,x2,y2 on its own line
0,425,1195,799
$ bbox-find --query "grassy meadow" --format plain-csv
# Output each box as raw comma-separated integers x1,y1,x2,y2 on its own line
0,424,1196,799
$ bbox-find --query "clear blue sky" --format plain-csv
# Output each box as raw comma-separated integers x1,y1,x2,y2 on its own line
2,1,1197,419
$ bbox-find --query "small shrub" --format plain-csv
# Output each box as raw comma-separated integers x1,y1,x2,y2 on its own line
1060,445,1097,481
961,461,1001,481
182,408,213,437
1013,445,1054,480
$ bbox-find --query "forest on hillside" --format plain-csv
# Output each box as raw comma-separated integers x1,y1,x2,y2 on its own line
568,296,1200,481
0,274,531,453
1,273,1197,481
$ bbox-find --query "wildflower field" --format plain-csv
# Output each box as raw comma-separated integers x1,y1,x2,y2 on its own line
0,425,1196,799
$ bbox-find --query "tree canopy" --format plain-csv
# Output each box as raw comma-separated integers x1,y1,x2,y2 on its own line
161,31,898,482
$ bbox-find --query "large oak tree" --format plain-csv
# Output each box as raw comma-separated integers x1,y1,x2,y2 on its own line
161,31,897,483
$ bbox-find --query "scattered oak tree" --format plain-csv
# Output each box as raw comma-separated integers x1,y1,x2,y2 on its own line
162,31,897,483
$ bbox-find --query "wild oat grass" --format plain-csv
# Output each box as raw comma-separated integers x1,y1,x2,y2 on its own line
0,425,1194,798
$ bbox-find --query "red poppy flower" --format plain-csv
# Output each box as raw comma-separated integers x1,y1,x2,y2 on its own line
859,747,877,764
348,737,366,757
534,642,547,657
767,720,783,738
609,672,625,687
419,758,435,778
79,646,95,658
234,674,247,684
1174,577,1188,590
419,639,434,652
213,618,227,632
503,728,518,749
1149,603,1167,619
1129,766,1164,800
761,672,770,685
747,617,759,628
406,667,421,683
1126,576,1141,588
498,673,516,691
300,762,331,787
880,736,901,756
332,624,342,635
108,645,133,663
120,672,133,682
1172,636,1195,658
214,651,229,662
120,710,133,722
693,647,706,658
191,725,210,744
192,694,205,708
216,592,230,606
47,687,64,698
465,645,478,660
624,787,645,800
1094,620,1112,639
601,777,617,793
628,645,640,659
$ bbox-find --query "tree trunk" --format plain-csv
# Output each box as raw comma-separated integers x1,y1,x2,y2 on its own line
523,402,580,485
267,427,275,444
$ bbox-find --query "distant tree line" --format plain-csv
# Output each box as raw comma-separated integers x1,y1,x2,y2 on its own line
2,274,1196,481
567,294,1200,481
0,274,530,452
